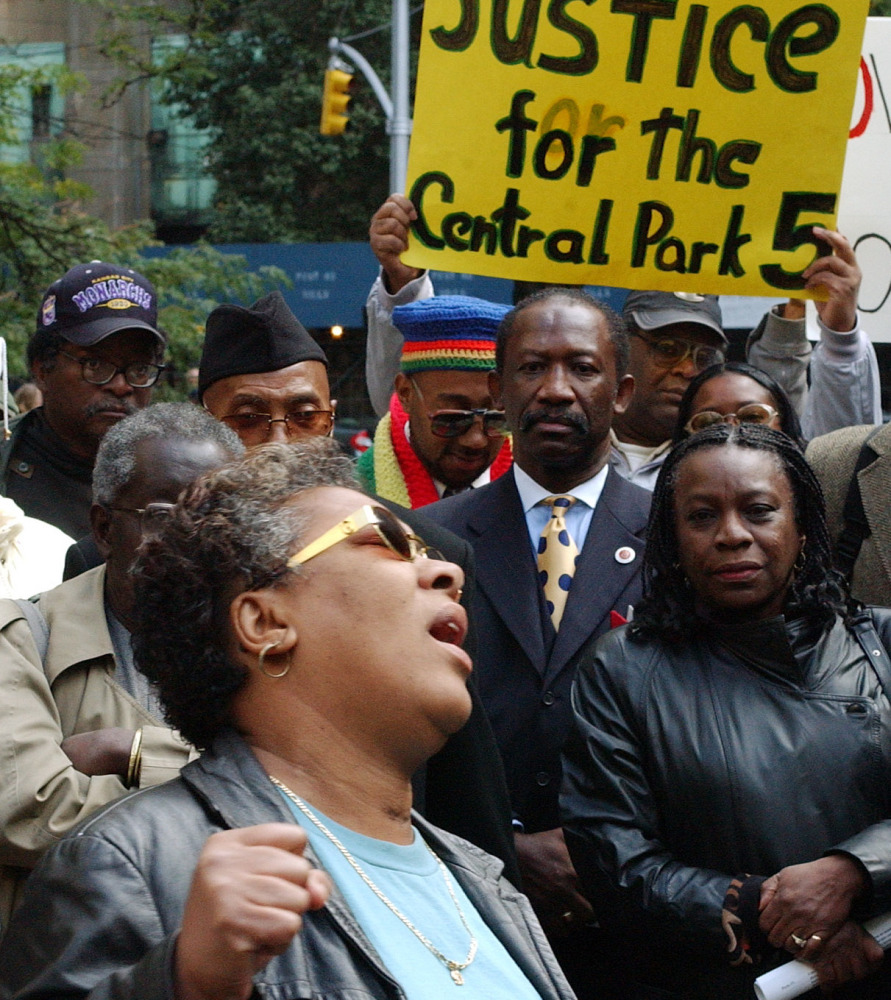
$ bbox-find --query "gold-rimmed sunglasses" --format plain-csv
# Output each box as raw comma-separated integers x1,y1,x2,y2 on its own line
630,332,725,373
685,402,780,435
220,409,334,441
287,505,443,568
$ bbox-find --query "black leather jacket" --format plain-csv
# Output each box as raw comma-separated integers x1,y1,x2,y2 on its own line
561,610,891,983
0,730,573,1000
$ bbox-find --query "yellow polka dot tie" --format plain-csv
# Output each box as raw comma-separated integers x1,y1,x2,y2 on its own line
538,495,579,630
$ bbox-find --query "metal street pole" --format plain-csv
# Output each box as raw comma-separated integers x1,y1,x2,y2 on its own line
389,0,412,194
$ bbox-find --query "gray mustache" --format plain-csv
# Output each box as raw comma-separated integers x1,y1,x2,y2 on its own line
84,400,139,419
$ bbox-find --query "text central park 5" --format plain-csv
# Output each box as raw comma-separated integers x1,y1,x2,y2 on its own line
407,2,848,289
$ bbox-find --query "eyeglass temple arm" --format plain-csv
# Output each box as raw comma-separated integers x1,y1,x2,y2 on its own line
286,507,379,568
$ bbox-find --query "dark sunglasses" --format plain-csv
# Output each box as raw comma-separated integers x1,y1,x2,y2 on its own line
410,378,507,439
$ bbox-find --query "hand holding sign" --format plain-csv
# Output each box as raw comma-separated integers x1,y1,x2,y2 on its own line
803,228,862,332
404,0,870,298
370,194,424,295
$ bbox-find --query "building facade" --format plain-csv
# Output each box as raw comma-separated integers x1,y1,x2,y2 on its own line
0,0,213,236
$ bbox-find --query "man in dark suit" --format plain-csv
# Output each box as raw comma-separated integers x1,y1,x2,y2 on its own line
424,287,651,995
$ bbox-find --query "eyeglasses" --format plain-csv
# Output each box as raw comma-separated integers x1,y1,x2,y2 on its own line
685,402,780,435
60,351,165,389
410,378,507,439
221,410,334,441
630,332,725,373
104,502,176,530
287,504,443,568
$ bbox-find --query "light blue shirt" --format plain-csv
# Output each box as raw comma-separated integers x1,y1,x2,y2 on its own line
513,463,608,555
276,791,543,1000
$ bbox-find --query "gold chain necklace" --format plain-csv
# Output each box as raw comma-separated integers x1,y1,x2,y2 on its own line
270,776,478,985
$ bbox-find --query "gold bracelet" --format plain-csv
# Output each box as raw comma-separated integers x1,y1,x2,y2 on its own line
126,729,143,788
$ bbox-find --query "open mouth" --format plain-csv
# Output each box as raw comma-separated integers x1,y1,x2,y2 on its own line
428,605,473,673
429,605,467,647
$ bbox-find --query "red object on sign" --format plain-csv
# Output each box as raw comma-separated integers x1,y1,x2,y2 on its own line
850,57,873,139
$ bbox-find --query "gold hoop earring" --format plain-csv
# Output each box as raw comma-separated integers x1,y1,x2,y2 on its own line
257,640,289,679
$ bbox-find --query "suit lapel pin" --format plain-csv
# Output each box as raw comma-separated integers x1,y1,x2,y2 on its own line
614,546,636,565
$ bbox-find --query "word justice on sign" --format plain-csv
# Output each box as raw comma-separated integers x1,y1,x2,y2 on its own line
431,0,840,95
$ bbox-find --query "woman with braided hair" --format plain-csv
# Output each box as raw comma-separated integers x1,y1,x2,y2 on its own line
562,423,891,1000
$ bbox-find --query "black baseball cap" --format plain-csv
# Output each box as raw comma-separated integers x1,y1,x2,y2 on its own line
36,261,164,346
622,290,726,346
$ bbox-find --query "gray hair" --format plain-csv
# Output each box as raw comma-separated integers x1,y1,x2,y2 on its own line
131,438,362,748
93,402,244,506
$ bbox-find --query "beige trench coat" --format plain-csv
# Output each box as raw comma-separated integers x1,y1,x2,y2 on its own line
0,565,192,924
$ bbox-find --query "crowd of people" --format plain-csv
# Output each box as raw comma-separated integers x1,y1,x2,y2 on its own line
0,193,886,1000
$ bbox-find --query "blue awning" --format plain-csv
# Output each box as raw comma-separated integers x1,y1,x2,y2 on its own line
150,241,779,329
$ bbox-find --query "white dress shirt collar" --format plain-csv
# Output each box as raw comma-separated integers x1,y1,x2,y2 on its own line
513,461,609,514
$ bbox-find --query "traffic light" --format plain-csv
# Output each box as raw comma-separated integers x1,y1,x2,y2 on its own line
320,66,353,136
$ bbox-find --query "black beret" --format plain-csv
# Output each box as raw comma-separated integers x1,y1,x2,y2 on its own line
199,291,328,399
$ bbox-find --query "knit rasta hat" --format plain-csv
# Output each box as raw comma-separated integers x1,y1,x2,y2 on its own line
394,295,508,376
198,291,327,400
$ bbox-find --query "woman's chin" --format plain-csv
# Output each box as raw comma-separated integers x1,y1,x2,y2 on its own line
435,690,474,740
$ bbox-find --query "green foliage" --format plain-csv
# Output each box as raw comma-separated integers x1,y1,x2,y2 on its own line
0,209,289,380
75,0,229,108
0,41,289,379
0,139,153,377
125,245,290,376
871,0,891,13
91,0,403,243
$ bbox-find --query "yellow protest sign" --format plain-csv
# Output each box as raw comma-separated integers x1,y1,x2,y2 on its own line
403,0,870,297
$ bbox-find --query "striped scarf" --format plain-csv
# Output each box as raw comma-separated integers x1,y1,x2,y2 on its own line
356,393,512,509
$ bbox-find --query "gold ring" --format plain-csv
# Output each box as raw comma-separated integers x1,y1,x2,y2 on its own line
790,934,807,949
